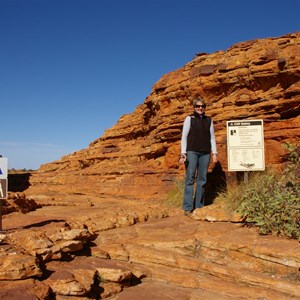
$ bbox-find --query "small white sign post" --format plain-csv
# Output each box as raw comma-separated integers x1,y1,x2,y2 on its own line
227,120,265,182
0,157,8,231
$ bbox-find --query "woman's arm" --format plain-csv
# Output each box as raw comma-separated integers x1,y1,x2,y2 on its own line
181,116,191,155
210,120,218,163
179,116,191,164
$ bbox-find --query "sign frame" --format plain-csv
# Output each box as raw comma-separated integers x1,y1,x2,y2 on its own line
227,120,265,172
0,179,7,200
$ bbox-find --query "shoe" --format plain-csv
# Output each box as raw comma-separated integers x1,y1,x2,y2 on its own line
184,210,192,216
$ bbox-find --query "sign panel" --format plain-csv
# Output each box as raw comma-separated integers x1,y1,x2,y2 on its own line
0,157,8,179
227,120,265,171
0,179,7,199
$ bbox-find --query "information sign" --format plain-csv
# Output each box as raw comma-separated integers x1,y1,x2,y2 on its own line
227,120,265,171
0,157,8,179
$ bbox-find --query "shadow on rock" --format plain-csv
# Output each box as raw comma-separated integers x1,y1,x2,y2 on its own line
23,219,66,229
206,161,226,206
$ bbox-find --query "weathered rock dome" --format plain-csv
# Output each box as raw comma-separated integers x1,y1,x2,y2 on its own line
26,32,300,200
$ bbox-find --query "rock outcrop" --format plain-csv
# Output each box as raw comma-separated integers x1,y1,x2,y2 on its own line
1,192,41,215
1,197,299,299
3,31,300,299
25,32,300,200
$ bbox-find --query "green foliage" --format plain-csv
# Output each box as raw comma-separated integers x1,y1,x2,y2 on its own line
216,142,300,240
237,171,299,239
167,143,299,239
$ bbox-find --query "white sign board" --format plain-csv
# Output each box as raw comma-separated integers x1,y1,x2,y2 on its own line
227,120,265,171
0,157,8,179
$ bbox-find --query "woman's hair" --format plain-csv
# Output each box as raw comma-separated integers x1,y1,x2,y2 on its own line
193,97,206,107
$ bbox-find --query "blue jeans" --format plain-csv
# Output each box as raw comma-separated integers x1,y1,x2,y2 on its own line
182,151,210,211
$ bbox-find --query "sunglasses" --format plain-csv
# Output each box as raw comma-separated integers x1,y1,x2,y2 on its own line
195,104,206,108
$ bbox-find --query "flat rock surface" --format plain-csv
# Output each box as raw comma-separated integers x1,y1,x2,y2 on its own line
1,194,299,299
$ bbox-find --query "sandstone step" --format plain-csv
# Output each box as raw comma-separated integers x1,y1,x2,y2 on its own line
93,215,300,299
2,198,299,299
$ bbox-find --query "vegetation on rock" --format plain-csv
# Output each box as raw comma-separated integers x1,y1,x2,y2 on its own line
168,143,300,240
216,142,300,240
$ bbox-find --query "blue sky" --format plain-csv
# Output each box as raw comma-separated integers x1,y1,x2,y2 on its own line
0,0,299,170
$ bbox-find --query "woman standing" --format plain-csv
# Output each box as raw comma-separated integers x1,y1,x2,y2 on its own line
179,97,218,216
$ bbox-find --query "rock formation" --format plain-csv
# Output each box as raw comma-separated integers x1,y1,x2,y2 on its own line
1,195,300,299
2,192,41,214
3,31,300,299
25,31,300,201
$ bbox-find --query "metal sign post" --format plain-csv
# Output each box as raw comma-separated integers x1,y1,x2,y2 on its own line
0,157,8,232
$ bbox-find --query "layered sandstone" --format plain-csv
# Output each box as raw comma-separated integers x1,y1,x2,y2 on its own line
25,32,300,199
1,198,299,299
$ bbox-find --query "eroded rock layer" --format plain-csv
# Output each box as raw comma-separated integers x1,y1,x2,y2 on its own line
1,199,300,299
26,32,300,199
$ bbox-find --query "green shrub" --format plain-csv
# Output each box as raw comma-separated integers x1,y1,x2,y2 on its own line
237,170,299,239
167,143,299,239
216,142,300,240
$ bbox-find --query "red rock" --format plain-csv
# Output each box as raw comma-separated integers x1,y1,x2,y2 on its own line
2,32,300,300
24,32,300,201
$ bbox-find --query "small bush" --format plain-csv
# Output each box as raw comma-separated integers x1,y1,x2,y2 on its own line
167,143,299,239
216,142,300,240
237,170,299,239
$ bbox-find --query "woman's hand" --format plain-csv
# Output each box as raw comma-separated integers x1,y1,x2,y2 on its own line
212,153,218,163
179,154,187,165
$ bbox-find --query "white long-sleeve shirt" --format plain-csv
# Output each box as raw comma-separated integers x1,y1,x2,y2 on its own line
181,116,217,154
